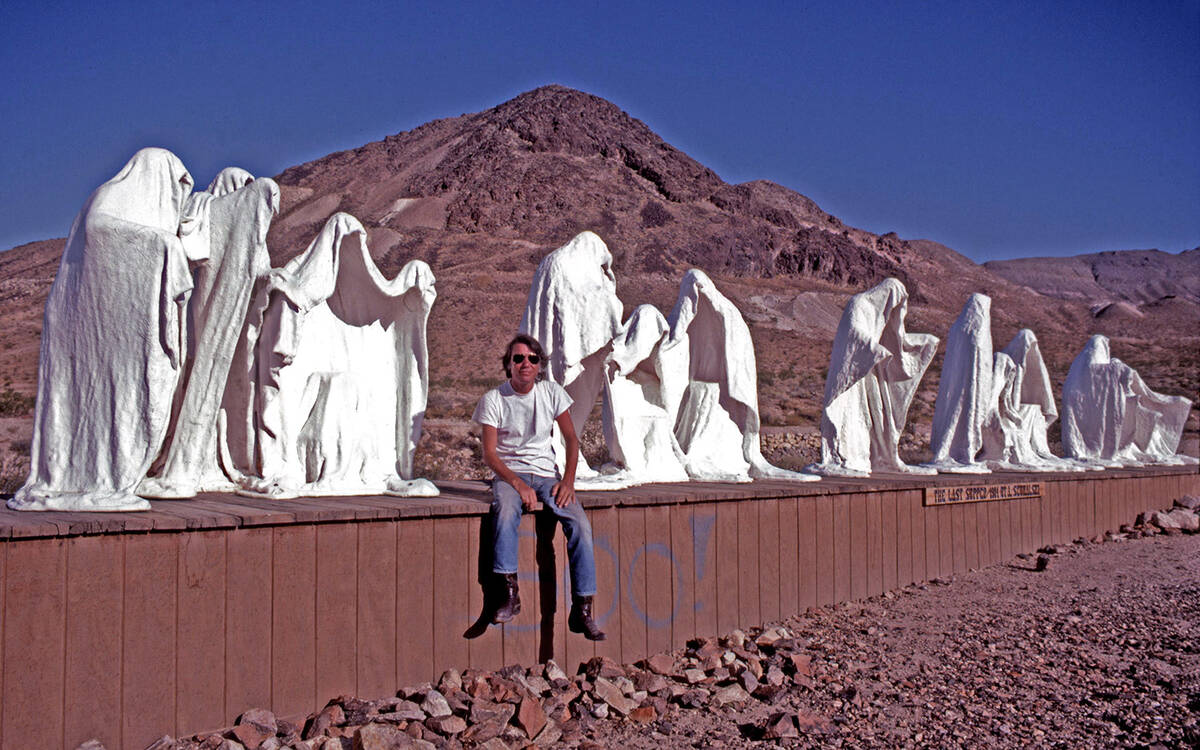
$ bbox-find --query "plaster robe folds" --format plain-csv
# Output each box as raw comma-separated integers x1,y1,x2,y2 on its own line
231,212,439,498
1061,335,1195,467
810,278,938,477
986,329,1088,472
11,148,198,511
926,293,1001,474
520,231,815,489
138,172,282,498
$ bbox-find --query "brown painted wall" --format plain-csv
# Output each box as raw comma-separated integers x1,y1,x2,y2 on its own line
0,471,1196,749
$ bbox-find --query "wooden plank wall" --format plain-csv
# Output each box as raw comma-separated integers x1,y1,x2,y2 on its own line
0,471,1196,750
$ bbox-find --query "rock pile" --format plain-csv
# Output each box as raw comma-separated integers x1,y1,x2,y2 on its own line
129,624,830,750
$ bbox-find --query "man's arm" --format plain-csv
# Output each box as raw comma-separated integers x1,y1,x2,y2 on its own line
481,424,538,511
552,411,579,507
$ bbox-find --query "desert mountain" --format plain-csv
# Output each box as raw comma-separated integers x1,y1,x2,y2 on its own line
0,85,1195,482
985,248,1200,306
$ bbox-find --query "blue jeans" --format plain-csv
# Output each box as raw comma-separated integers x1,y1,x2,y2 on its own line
491,472,597,597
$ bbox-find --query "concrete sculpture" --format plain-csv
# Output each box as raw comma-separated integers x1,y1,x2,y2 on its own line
231,212,439,497
985,329,1086,471
666,269,818,482
522,232,815,487
11,148,198,511
1061,335,1195,466
809,278,939,476
520,231,624,481
926,294,998,473
600,304,691,484
139,174,281,498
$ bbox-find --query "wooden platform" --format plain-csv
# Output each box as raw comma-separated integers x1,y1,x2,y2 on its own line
1,466,1196,749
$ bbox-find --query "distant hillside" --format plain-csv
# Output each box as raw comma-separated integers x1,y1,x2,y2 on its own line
985,248,1200,305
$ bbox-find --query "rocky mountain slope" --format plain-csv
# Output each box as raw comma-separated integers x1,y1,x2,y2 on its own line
0,86,1196,482
985,248,1200,306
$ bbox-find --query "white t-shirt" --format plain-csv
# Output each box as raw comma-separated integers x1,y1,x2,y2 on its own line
473,380,574,477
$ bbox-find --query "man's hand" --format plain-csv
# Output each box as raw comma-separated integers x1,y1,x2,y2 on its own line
552,480,575,508
516,480,539,511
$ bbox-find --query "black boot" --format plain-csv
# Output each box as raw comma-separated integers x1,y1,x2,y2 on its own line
568,596,606,641
492,573,521,624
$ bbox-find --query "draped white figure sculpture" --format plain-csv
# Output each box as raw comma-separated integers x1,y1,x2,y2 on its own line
926,294,998,473
1061,335,1195,466
519,231,625,480
205,167,255,196
598,304,691,485
138,175,281,498
10,148,198,511
809,278,939,476
231,212,439,497
666,269,818,482
983,329,1086,471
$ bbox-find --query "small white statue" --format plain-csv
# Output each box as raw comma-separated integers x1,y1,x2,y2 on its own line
809,278,939,476
1061,335,1195,466
230,212,440,497
926,293,999,473
11,148,199,511
984,329,1087,471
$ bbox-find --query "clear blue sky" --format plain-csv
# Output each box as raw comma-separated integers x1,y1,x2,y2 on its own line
1,0,1196,262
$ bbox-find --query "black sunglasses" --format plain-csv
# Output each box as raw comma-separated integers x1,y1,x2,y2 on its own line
510,354,541,365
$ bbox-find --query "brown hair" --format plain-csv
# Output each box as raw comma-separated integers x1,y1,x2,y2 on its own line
502,334,547,380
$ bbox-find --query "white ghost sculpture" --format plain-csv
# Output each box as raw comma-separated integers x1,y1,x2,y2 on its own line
138,174,281,498
10,148,198,511
595,304,691,486
205,167,255,196
666,269,819,482
926,294,998,473
519,231,624,479
1061,335,1195,466
809,278,939,476
231,212,439,497
983,329,1087,471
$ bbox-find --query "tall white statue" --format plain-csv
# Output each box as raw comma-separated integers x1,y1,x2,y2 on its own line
666,269,818,482
231,212,439,497
926,293,999,473
1061,335,1195,466
984,329,1086,471
519,231,624,480
10,148,199,511
139,174,281,498
809,278,939,476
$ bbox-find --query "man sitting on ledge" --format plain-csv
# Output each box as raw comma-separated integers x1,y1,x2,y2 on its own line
472,334,606,640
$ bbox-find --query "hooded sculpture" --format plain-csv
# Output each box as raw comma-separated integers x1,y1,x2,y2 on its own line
138,173,281,498
926,293,1000,473
1061,335,1194,466
983,329,1086,471
597,304,691,486
11,148,197,511
229,212,439,497
519,231,625,479
810,278,939,476
666,269,817,481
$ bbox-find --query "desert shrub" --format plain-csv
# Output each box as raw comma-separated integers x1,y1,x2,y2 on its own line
0,452,29,494
0,387,34,417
